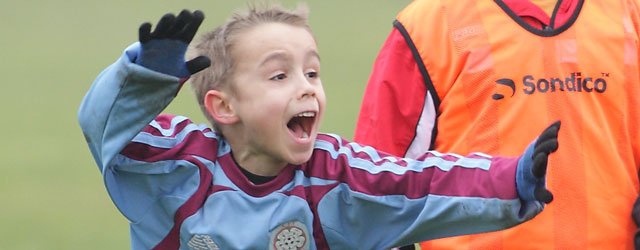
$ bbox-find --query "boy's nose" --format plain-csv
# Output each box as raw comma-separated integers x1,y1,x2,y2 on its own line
297,76,316,99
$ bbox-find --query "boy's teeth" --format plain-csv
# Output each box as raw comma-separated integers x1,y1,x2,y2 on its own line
296,111,315,117
302,131,309,139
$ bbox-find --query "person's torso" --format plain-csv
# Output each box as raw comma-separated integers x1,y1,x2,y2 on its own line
173,158,319,250
398,0,640,248
126,135,325,250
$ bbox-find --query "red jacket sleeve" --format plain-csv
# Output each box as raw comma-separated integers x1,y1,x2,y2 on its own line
354,28,431,157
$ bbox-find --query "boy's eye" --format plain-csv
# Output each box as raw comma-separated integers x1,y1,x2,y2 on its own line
270,73,287,81
306,71,318,78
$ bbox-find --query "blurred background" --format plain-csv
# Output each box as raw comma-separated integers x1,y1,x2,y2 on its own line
0,0,410,249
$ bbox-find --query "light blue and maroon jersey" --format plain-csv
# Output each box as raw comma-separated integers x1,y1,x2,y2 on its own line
78,44,544,249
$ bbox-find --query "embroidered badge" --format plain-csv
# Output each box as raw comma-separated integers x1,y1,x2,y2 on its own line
269,221,310,250
187,234,220,250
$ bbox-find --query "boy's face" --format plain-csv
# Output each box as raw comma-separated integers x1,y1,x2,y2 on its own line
225,22,326,167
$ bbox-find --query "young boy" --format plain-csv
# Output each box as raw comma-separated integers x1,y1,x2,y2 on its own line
78,6,560,250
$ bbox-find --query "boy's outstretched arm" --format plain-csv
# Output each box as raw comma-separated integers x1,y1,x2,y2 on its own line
78,10,210,172
516,121,560,216
315,122,561,248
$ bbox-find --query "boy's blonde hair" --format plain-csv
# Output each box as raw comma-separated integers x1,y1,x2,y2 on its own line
189,4,312,128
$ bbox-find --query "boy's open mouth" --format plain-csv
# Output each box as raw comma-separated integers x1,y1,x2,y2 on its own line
287,111,316,139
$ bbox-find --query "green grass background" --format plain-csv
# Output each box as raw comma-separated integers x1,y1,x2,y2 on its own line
0,0,410,249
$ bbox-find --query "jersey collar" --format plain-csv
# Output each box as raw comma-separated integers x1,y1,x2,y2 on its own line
496,0,583,36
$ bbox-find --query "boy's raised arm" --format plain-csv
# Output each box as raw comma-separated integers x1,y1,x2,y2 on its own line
77,10,210,172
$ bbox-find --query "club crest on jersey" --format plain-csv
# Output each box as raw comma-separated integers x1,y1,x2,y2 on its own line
187,234,220,250
269,221,310,250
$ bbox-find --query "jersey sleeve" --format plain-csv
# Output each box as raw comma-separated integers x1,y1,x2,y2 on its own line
77,43,215,225
354,27,436,158
78,43,184,173
313,134,543,248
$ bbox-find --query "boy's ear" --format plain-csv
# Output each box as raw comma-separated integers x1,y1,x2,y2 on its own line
204,90,239,125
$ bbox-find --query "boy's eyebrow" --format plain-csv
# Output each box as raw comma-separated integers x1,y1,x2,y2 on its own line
259,49,321,66
260,51,290,66
308,50,321,62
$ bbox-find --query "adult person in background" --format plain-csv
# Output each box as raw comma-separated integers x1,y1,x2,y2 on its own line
355,0,640,249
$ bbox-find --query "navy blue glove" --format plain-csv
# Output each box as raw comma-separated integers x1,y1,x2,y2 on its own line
516,121,560,204
135,9,211,77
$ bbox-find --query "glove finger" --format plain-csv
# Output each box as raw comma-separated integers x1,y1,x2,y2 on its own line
534,187,554,204
535,121,561,148
186,56,211,75
533,138,558,156
533,138,559,157
179,10,205,43
139,22,152,44
531,152,548,178
167,9,192,39
151,13,176,39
